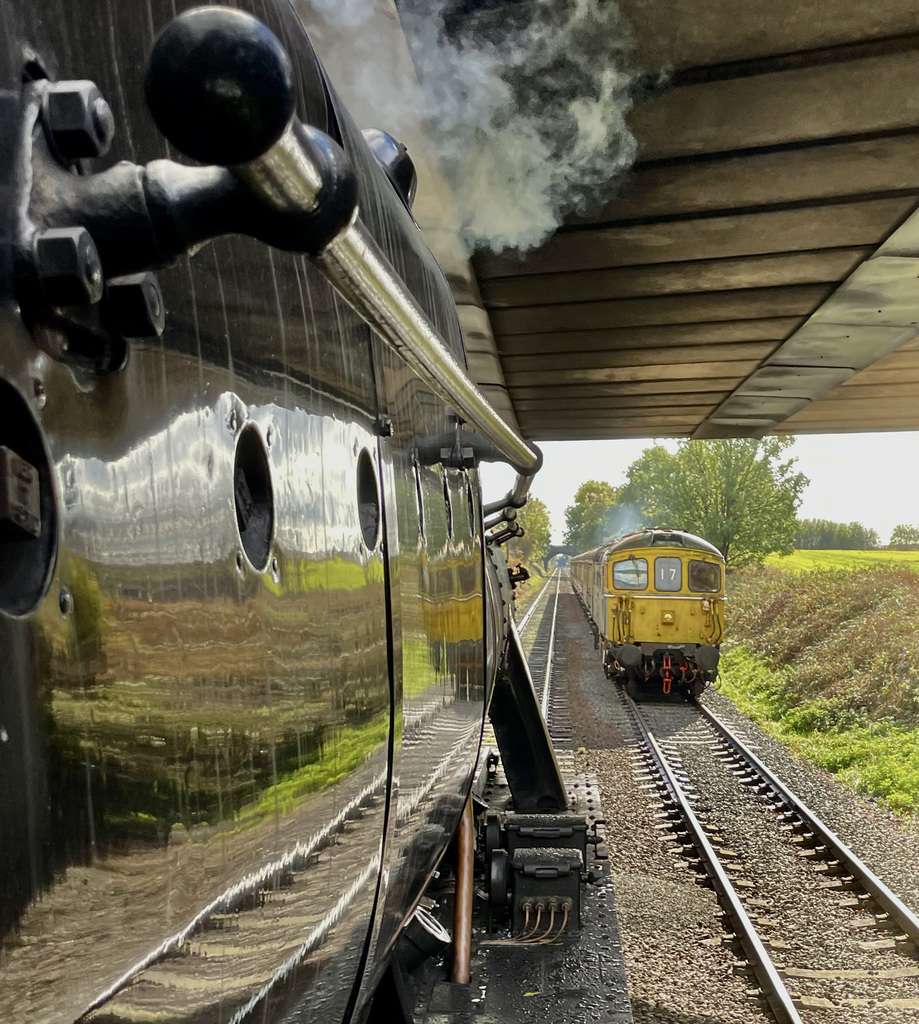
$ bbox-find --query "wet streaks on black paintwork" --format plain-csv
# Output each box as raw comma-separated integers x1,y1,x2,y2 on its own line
0,2,484,1023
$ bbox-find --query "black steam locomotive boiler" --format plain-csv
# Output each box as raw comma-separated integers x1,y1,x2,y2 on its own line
0,4,617,1023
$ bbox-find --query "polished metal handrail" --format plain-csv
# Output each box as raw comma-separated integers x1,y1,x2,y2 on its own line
145,7,542,510
318,224,541,478
247,119,543,497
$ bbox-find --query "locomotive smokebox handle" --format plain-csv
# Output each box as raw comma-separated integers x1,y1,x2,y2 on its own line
142,6,357,253
145,7,295,167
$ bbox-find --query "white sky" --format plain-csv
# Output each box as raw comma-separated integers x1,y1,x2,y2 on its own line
481,432,919,546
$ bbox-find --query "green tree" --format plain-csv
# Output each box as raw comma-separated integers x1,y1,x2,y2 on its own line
507,497,551,566
795,519,880,549
616,438,808,566
563,480,620,552
890,524,919,548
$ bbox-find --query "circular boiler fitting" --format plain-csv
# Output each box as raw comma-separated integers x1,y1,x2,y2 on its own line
0,377,58,616
233,422,274,572
356,447,380,551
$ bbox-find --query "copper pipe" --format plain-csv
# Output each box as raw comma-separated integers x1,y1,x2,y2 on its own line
451,796,474,984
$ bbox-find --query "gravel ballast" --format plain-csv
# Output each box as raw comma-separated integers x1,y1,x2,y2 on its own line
560,588,769,1024
556,580,919,1023
644,700,919,1022
701,686,919,917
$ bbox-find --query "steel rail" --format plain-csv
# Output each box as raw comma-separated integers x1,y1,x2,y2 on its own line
697,701,919,946
539,572,562,721
517,568,557,633
491,615,569,813
626,696,804,1024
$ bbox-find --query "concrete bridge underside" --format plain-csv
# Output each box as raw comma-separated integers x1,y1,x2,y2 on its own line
471,2,919,441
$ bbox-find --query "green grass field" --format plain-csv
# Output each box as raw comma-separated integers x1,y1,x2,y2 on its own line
720,645,919,816
765,549,919,571
727,556,919,815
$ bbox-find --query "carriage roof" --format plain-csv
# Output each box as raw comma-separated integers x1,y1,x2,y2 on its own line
571,529,723,563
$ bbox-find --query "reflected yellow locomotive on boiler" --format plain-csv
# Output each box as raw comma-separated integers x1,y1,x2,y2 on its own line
571,529,725,699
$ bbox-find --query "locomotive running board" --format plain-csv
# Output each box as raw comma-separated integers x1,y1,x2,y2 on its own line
487,618,569,813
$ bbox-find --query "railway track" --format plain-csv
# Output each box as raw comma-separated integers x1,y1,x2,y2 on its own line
516,568,558,634
515,569,573,751
621,690,919,1023
471,570,632,1024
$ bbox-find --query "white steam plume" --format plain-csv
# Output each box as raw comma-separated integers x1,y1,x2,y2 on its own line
304,0,638,255
398,0,638,253
602,504,645,543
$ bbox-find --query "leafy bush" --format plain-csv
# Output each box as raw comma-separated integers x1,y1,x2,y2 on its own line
721,562,919,816
718,643,793,723
728,564,919,725
782,698,862,735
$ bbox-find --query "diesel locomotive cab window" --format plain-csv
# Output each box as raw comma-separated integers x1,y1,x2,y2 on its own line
689,559,721,593
654,556,682,592
613,557,647,589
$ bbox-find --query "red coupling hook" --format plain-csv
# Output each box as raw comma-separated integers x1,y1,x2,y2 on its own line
662,654,673,695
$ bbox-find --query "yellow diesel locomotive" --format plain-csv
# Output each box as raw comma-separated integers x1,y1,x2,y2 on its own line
570,529,725,699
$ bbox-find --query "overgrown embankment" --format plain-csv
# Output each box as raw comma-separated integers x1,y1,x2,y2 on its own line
511,564,550,621
722,563,919,814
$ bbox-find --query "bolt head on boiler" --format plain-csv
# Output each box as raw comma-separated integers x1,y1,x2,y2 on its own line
44,80,114,161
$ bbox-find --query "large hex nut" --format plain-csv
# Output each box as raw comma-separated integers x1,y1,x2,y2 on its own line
35,227,104,306
104,273,166,337
44,81,114,161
